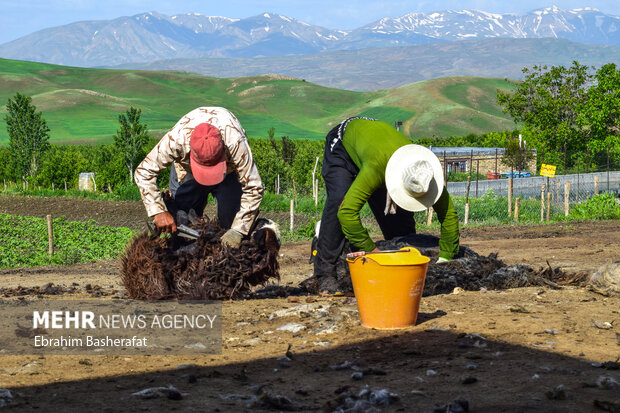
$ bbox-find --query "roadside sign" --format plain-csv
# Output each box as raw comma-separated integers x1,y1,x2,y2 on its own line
540,164,556,177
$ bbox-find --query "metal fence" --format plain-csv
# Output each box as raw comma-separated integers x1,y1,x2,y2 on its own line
447,171,620,201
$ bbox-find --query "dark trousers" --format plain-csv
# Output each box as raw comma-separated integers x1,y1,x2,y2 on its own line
313,126,416,278
165,167,242,229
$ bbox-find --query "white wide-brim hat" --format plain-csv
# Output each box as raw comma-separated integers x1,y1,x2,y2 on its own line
385,144,444,212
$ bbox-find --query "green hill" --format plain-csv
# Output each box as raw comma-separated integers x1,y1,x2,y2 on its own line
0,58,517,144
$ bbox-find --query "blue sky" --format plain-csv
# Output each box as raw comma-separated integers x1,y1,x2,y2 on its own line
0,0,619,44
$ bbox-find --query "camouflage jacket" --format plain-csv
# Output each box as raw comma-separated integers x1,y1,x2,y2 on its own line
134,107,263,235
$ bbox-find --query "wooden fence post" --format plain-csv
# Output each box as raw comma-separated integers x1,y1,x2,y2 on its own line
564,182,571,216
464,203,470,225
540,183,546,222
64,180,67,191
464,167,472,225
426,207,433,226
475,160,479,198
546,192,551,221
607,144,610,193
314,179,319,205
514,197,520,221
47,215,54,258
577,164,580,202
289,199,294,232
594,175,599,195
312,156,319,206
508,177,513,217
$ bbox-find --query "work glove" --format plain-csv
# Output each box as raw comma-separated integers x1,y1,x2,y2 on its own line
436,257,450,264
221,229,243,248
384,191,397,215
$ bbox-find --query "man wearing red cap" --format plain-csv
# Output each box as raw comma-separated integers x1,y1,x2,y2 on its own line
135,107,264,248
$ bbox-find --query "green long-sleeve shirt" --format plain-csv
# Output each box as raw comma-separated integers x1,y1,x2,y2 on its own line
336,119,460,260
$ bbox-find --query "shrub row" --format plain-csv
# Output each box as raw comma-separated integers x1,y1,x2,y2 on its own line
0,137,325,197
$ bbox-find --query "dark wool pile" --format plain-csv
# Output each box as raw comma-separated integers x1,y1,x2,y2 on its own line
321,234,590,296
121,218,280,300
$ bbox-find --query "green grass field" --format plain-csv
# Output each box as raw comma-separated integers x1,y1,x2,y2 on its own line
0,58,516,144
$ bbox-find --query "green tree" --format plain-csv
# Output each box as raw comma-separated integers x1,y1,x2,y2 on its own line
267,126,276,140
0,148,12,184
113,107,150,182
290,140,324,195
497,61,591,171
37,145,89,189
501,136,535,172
280,136,297,167
481,131,517,147
250,138,289,193
579,63,620,164
5,92,50,181
80,144,127,191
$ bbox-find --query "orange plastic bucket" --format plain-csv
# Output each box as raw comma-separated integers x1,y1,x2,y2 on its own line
347,247,430,329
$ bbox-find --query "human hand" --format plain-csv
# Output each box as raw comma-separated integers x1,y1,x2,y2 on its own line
153,211,177,234
221,229,243,248
347,248,380,258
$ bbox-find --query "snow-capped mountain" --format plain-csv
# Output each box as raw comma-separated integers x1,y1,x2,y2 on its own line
355,6,620,45
0,7,619,67
0,11,345,66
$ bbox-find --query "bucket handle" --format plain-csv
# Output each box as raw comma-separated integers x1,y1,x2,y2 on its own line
365,248,411,255
346,248,411,263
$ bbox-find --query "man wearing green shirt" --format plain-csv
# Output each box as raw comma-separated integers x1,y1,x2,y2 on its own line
313,117,460,293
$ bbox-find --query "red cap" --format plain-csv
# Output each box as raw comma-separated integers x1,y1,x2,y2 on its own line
189,123,227,186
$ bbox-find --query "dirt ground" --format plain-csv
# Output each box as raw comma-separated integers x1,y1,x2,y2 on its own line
0,196,619,412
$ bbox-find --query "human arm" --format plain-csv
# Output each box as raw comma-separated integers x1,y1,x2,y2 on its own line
337,168,382,252
226,129,264,235
432,187,460,261
134,131,185,218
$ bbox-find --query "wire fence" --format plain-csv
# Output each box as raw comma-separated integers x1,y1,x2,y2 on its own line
448,172,620,200
436,145,620,225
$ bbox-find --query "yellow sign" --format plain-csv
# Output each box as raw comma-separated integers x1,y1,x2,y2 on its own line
540,164,556,177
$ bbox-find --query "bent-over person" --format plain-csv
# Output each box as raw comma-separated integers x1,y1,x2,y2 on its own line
134,107,263,248
312,117,460,293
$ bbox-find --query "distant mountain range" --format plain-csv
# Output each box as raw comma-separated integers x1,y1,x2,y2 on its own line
1,6,620,68
113,38,620,91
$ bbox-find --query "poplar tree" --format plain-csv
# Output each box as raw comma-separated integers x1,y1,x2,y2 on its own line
5,92,50,181
113,107,150,182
